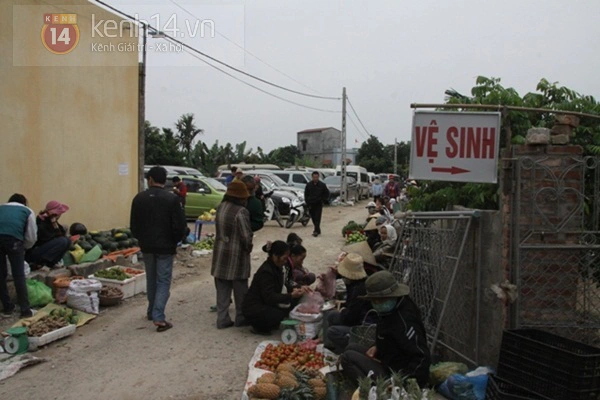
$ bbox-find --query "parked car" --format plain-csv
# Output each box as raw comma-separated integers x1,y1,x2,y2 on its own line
164,175,225,219
272,170,312,189
335,165,370,200
145,165,204,178
323,175,359,203
250,170,305,200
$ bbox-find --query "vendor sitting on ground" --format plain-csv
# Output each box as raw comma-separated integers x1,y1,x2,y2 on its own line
340,270,431,388
286,232,303,247
26,200,71,269
373,224,399,265
324,253,374,354
363,218,381,251
287,244,316,287
242,240,312,335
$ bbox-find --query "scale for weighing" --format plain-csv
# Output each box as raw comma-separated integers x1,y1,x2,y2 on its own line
280,319,300,344
2,327,29,355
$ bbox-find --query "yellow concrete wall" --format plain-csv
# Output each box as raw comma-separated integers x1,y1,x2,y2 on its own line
0,0,139,230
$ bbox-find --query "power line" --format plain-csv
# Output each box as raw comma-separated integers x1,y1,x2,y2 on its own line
176,42,341,113
346,96,374,137
346,113,369,140
92,0,341,101
168,0,327,97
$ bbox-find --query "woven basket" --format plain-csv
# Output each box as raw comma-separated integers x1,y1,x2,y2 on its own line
348,310,377,347
349,324,376,347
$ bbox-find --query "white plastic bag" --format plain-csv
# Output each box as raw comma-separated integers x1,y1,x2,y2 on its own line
6,257,31,277
289,304,323,323
66,278,102,314
66,290,99,314
68,278,102,292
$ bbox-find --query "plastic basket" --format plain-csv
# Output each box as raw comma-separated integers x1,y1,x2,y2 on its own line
486,375,551,400
497,329,600,400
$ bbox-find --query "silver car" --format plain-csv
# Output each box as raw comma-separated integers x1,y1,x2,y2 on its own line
323,176,359,203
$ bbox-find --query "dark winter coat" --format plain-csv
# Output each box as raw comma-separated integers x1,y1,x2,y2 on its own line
375,296,431,387
130,186,187,255
242,258,294,318
339,279,373,326
304,180,329,206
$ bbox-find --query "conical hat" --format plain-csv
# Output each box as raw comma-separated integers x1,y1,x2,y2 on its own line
338,253,367,280
341,240,377,266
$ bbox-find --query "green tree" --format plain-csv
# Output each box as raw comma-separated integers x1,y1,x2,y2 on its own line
175,113,204,165
144,122,184,165
356,136,390,173
268,145,300,167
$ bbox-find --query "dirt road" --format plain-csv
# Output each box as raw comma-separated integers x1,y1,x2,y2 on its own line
0,203,367,400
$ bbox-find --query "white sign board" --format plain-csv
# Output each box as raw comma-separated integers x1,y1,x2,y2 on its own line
409,111,501,183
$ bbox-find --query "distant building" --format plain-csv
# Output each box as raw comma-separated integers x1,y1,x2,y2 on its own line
297,127,358,166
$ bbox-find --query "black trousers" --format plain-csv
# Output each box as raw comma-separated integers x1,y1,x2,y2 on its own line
245,305,289,333
308,202,323,234
0,236,29,313
340,343,389,385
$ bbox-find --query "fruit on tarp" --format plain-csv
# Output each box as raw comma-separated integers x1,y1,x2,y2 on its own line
69,223,88,236
247,383,280,399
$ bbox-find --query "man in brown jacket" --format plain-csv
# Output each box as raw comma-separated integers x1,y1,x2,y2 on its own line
211,181,253,329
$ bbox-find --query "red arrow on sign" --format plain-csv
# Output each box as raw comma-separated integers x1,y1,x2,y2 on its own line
431,166,470,174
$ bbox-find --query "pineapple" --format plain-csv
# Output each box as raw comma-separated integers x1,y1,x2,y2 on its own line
257,372,276,384
247,383,280,399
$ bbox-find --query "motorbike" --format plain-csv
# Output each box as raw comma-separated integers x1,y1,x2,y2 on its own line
285,197,311,229
263,190,284,227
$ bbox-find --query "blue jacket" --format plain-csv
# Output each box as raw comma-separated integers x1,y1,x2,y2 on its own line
0,202,37,248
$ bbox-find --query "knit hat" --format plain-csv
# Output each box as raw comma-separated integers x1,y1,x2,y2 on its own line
226,181,250,198
342,240,377,266
337,253,367,280
45,200,69,216
359,271,410,299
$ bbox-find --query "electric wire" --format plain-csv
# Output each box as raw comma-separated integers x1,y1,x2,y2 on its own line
176,42,341,113
168,0,326,97
346,96,374,137
92,0,341,101
346,113,370,141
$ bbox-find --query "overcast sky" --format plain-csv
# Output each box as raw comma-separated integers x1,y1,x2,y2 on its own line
106,0,600,153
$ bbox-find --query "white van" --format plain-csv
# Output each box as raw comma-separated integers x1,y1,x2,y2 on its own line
335,165,369,200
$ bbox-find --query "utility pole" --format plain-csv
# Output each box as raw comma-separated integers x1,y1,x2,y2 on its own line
340,87,347,202
394,138,397,175
138,23,147,193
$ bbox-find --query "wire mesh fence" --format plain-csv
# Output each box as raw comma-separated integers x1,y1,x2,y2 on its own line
389,211,481,365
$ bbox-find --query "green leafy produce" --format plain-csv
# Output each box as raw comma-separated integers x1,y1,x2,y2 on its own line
345,231,367,244
94,268,130,281
193,237,215,250
342,220,363,237
50,308,79,325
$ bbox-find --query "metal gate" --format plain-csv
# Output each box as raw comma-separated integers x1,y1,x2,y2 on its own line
389,211,482,365
511,155,600,346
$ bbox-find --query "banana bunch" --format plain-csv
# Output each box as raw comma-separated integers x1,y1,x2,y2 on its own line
198,211,215,221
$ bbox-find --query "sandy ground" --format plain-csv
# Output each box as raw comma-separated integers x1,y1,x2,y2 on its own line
0,203,367,400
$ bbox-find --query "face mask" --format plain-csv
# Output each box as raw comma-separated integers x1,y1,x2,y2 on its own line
372,299,397,314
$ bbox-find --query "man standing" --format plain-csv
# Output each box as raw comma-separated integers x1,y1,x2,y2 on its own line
304,171,329,237
211,181,253,329
171,176,187,208
241,175,264,232
131,166,186,332
0,194,37,318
